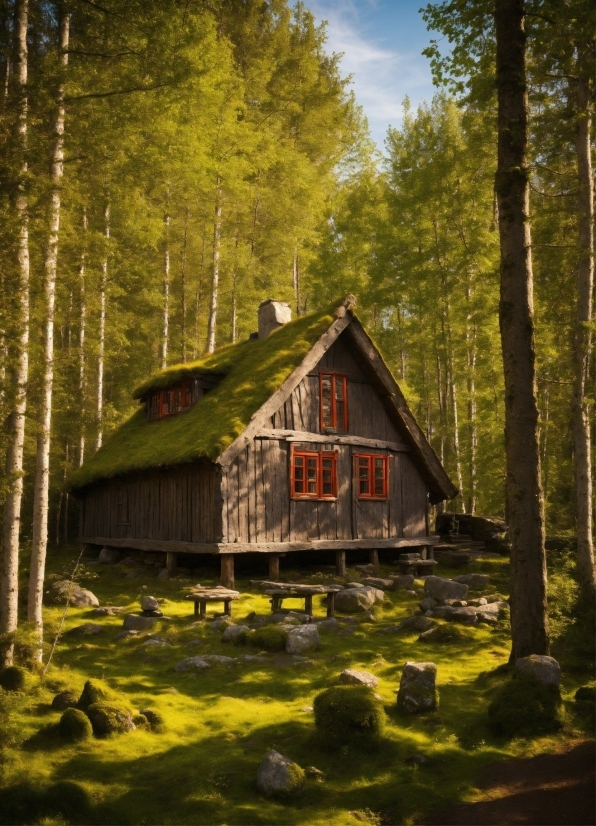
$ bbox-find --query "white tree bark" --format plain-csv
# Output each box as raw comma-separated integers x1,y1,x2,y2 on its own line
207,184,222,354
78,208,87,466
573,70,595,599
28,10,70,645
181,207,188,363
96,201,109,452
293,247,301,316
1,0,29,667
161,212,170,369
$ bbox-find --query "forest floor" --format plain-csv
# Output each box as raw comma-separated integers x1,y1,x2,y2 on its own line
1,547,593,825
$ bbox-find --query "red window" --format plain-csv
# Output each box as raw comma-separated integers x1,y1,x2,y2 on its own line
356,454,389,499
291,449,337,499
150,393,160,420
148,379,197,421
319,373,348,432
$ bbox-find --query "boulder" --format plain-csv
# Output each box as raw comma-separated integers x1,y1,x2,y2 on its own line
436,606,478,625
52,689,79,711
334,587,383,614
174,656,211,672
285,611,311,624
424,576,468,603
201,654,236,665
362,577,394,590
354,564,375,574
338,669,378,689
98,547,122,564
67,623,104,637
48,580,99,608
418,625,467,644
210,617,234,631
90,606,123,616
86,703,135,736
397,662,438,713
286,625,320,654
141,595,159,612
256,750,304,798
515,655,561,687
391,574,415,590
454,574,491,590
123,614,156,631
468,598,488,606
315,618,339,631
221,624,249,643
435,512,508,542
419,597,437,613
157,569,170,580
399,615,436,632
113,630,140,641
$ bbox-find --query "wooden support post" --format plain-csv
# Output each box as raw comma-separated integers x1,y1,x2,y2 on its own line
220,553,234,589
336,550,346,577
268,553,280,580
304,594,313,616
166,552,177,576
223,599,232,617
327,591,336,618
420,546,428,560
369,549,379,566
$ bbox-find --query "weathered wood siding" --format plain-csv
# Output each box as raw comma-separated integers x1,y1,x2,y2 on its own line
224,332,428,543
80,463,219,543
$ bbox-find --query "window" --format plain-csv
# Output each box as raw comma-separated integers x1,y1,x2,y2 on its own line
356,454,389,499
117,488,129,524
291,449,337,499
148,379,196,421
319,373,348,432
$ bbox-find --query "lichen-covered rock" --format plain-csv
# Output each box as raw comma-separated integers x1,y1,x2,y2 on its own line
141,595,159,611
123,614,156,631
334,587,383,613
453,574,491,590
52,689,79,710
338,669,378,689
67,623,104,636
256,750,304,798
140,708,165,731
174,657,211,672
222,624,250,644
286,625,320,654
48,580,99,607
424,576,468,603
398,615,436,632
515,655,561,687
362,577,394,590
390,574,415,590
397,662,438,713
86,702,135,736
76,680,110,711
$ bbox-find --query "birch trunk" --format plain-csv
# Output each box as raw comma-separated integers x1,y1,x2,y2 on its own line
572,68,595,600
0,273,7,410
161,212,170,369
0,0,29,667
78,208,87,466
181,207,188,363
207,184,222,354
495,0,548,659
293,248,301,316
96,201,109,452
466,282,477,514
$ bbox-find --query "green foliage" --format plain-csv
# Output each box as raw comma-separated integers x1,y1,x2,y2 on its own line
314,685,386,740
85,702,135,737
76,679,110,711
58,708,92,742
487,674,562,739
574,685,595,704
43,781,92,823
547,551,581,640
0,666,27,693
249,625,288,652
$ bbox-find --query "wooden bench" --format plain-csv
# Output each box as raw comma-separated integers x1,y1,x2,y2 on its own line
185,587,240,619
264,585,343,618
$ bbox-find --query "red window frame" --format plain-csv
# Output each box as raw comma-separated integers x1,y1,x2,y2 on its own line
319,372,348,432
149,379,195,421
355,454,389,500
290,448,337,500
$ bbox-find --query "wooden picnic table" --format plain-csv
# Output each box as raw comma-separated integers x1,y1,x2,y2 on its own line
263,585,343,618
185,587,240,619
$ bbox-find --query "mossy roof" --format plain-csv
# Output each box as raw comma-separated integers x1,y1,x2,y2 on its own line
68,305,337,491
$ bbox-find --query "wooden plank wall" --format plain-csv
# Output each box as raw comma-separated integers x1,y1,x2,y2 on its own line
81,463,218,543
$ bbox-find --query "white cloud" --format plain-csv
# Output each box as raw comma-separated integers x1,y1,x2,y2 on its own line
309,0,434,151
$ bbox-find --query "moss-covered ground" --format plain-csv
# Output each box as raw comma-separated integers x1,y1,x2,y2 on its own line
1,548,593,826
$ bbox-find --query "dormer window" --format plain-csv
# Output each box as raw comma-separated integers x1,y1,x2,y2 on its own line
148,379,195,421
319,373,348,432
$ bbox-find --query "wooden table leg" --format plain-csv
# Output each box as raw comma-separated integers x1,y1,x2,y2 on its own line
224,599,232,616
199,600,206,620
194,600,199,618
327,592,335,618
304,594,313,616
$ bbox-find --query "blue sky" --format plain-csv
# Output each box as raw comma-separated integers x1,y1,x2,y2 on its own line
309,0,441,153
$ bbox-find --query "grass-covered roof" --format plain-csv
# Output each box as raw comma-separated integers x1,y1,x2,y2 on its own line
68,305,337,491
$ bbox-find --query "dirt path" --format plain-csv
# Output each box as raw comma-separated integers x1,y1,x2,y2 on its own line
424,739,595,825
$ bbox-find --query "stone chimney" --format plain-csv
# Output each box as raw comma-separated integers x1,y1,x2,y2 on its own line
258,299,292,338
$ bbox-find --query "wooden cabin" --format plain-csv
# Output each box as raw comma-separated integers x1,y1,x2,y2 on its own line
70,297,457,586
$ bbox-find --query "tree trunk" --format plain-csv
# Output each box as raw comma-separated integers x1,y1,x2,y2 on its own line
0,0,29,667
161,212,170,369
181,206,188,363
28,8,70,646
572,67,595,600
78,208,87,466
96,200,109,452
293,247,301,316
207,184,222,354
466,283,478,514
495,0,548,659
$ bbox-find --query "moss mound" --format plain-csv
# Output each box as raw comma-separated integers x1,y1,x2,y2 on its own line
314,685,386,740
487,673,562,738
133,713,150,729
140,708,165,731
418,624,468,644
44,780,92,822
76,679,110,711
59,708,93,742
249,625,288,652
86,702,135,737
51,688,79,710
0,665,27,692
574,685,595,704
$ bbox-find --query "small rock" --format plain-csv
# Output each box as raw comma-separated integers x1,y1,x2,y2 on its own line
391,575,415,590
141,595,159,612
238,654,268,663
142,609,163,617
354,564,375,574
301,706,314,712
48,580,100,608
335,587,383,614
113,630,140,641
222,624,249,643
439,606,478,625
424,576,468,603
377,625,401,634
404,590,418,596
201,654,236,665
345,582,366,588
248,615,270,629
305,766,324,780
120,556,142,567
256,749,304,798
485,593,507,603
405,753,429,764
67,623,104,636
338,668,378,688
157,569,170,580
285,611,311,624
142,639,172,648
362,577,393,590
270,612,298,624
123,614,157,631
453,573,491,590
399,615,436,632
476,611,499,624
286,625,320,654
174,656,211,672
98,547,122,564
397,661,438,714
315,618,339,631
210,617,233,631
515,655,561,687
185,639,203,648
419,597,437,612
468,598,488,606
90,606,123,616
444,599,467,607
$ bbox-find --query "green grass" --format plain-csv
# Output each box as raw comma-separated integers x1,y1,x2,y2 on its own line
1,549,592,825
